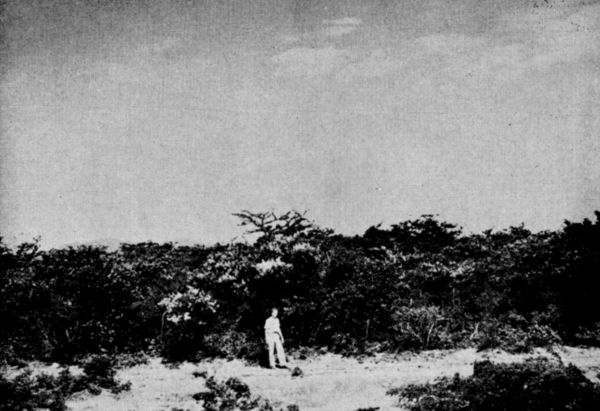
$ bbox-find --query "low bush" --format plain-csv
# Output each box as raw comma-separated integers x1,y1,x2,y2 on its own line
0,341,26,367
201,331,264,364
193,375,299,411
1,370,61,411
114,351,150,368
388,357,600,411
290,346,322,361
574,323,600,346
474,320,563,353
1,368,87,411
391,306,452,351
474,322,531,353
81,354,131,394
0,354,131,411
526,324,562,347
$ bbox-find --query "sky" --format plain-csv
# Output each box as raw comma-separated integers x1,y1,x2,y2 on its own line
1,0,599,248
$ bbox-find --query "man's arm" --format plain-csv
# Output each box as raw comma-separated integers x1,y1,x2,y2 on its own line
276,319,284,342
264,319,269,343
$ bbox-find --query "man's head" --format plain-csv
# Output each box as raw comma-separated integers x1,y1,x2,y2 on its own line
271,308,278,317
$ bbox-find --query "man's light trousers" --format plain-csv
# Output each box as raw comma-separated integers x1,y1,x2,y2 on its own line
266,333,286,367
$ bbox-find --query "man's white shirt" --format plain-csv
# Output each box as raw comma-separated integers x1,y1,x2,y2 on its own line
264,317,281,334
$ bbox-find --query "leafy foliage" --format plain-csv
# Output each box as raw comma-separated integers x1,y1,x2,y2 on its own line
192,375,298,411
1,369,74,411
388,358,600,411
81,354,132,393
1,211,600,363
0,354,130,411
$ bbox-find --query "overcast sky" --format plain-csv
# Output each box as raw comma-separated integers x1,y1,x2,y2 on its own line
1,0,599,248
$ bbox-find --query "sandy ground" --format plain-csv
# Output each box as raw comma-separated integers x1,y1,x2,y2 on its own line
19,346,600,411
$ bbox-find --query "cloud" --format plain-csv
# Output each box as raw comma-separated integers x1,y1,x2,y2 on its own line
271,47,356,77
138,37,186,59
275,17,363,46
325,25,359,37
410,2,600,87
414,33,487,56
323,17,363,26
337,50,405,80
323,17,363,37
524,5,600,67
490,1,600,70
271,3,600,82
280,34,301,45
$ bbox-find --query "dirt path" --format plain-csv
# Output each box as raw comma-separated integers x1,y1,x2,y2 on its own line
65,346,600,411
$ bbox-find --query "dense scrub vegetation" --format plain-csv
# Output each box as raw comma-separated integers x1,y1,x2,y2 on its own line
388,358,600,411
0,354,130,411
1,210,600,364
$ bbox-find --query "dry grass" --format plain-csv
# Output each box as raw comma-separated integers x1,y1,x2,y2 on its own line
53,346,600,411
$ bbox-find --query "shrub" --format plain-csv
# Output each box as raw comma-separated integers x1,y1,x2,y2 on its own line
159,286,219,362
80,354,131,394
0,368,87,411
199,330,266,366
527,324,562,347
0,341,27,367
392,306,452,351
388,358,600,411
474,321,531,353
114,351,150,368
291,346,320,360
475,321,563,353
2,211,600,364
0,355,132,411
82,354,117,385
193,375,299,411
0,370,59,411
574,323,600,346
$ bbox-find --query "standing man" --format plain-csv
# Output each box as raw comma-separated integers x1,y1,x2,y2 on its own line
264,308,287,368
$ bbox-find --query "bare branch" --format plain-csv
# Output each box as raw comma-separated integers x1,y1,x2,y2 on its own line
232,209,314,239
